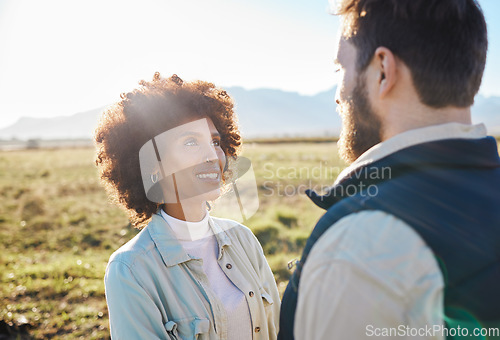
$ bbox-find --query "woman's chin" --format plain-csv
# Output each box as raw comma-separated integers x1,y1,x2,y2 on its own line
180,187,221,206
204,187,222,203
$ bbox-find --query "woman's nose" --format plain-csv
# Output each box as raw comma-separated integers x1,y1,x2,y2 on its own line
203,144,218,163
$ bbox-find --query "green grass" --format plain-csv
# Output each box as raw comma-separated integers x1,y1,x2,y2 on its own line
0,148,137,339
0,143,344,338
3,141,499,338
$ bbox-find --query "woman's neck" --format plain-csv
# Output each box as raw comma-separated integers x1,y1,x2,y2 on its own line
163,201,207,222
160,208,211,241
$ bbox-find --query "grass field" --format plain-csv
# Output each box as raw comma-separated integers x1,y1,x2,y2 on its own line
0,142,345,339
4,141,498,338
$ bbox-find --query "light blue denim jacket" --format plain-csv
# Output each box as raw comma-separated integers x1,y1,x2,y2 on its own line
104,212,280,339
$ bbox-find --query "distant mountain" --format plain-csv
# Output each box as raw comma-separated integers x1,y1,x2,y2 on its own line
227,87,340,138
471,95,500,135
0,107,104,140
0,88,498,140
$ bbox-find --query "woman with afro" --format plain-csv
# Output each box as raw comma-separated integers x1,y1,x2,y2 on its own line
95,73,280,339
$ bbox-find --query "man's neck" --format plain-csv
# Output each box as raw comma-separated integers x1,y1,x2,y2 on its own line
381,104,472,141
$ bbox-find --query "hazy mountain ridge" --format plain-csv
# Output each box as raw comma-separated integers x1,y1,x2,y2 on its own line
0,108,105,140
0,88,498,140
227,87,340,137
471,95,500,135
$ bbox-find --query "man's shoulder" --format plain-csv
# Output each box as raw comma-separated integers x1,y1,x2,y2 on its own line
308,210,443,294
312,210,433,262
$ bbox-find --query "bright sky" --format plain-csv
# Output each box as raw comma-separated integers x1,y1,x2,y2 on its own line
0,0,498,129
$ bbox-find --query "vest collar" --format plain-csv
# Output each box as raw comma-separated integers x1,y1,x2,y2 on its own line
307,137,500,210
336,123,488,185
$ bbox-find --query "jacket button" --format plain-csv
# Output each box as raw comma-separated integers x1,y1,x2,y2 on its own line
226,263,232,269
255,327,260,333
249,291,254,297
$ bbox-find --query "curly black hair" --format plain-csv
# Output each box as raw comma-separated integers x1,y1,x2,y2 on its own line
94,72,242,228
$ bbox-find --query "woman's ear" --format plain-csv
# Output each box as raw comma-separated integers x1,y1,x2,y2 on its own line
373,47,397,99
151,163,162,181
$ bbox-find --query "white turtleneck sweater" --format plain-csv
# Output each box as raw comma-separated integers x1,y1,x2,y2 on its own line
161,209,252,339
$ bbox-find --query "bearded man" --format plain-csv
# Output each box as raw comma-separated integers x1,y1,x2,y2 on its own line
279,0,500,339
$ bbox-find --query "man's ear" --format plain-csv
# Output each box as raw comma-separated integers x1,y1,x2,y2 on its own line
373,47,397,99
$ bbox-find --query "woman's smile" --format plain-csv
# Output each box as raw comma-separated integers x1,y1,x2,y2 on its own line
195,172,220,180
194,167,221,182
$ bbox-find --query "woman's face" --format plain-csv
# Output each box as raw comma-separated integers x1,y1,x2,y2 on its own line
154,117,226,203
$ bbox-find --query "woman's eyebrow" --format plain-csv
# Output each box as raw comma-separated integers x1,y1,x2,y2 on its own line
175,130,220,139
177,130,202,138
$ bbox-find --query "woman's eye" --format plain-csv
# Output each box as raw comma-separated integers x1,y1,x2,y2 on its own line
184,139,198,146
212,139,220,147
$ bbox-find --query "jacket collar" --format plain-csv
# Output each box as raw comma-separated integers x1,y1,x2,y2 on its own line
335,123,487,185
147,212,232,267
306,136,500,210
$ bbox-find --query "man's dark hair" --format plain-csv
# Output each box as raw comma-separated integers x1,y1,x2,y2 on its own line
336,0,488,108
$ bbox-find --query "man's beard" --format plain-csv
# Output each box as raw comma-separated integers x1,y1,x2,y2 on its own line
337,75,382,164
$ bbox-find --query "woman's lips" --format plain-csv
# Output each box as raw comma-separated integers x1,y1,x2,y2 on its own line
196,172,219,180
195,168,221,182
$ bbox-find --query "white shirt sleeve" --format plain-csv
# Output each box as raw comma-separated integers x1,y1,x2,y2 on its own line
294,210,444,340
